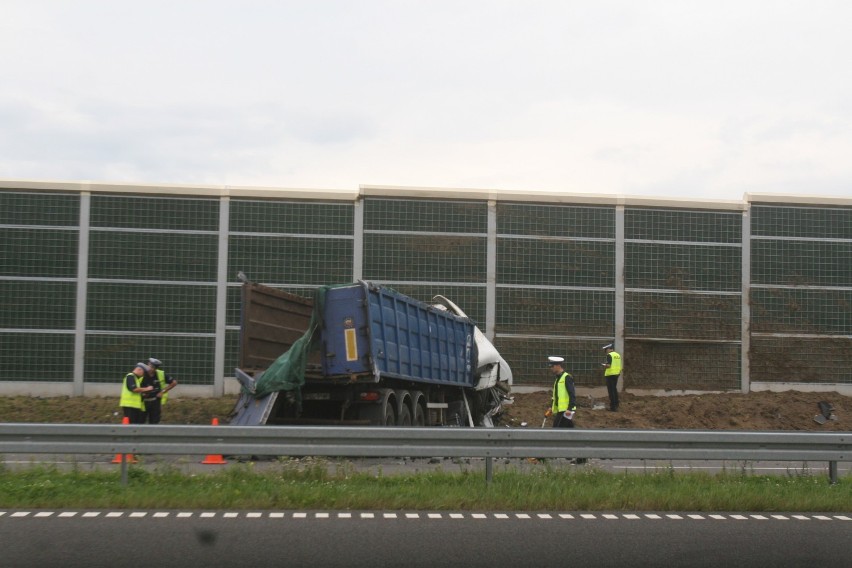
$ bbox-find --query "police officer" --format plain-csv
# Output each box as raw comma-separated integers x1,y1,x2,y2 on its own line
602,343,622,411
142,357,177,425
120,363,155,424
544,356,577,428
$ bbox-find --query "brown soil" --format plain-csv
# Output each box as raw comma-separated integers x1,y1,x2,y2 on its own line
0,391,847,431
502,390,849,431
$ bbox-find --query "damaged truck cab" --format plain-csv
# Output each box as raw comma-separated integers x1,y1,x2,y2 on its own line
230,280,512,427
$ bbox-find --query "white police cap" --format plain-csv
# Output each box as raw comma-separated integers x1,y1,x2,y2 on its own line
547,356,565,365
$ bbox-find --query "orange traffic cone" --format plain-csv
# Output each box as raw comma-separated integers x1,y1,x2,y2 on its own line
201,417,227,465
112,416,138,464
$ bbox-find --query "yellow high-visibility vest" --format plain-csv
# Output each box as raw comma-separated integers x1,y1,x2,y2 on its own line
605,351,622,376
551,372,573,412
119,373,145,410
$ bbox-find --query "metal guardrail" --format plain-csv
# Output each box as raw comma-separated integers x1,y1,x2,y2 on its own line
0,424,848,484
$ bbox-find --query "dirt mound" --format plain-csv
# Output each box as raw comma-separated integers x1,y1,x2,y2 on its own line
0,391,847,431
503,390,848,431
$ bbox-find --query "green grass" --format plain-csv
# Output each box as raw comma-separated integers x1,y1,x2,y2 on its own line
1,461,849,512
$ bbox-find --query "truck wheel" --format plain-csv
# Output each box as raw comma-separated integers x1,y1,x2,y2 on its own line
360,398,396,426
382,402,396,426
412,402,426,427
396,405,412,426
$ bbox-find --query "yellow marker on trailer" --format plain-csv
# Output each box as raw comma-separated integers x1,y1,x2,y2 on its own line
344,328,358,361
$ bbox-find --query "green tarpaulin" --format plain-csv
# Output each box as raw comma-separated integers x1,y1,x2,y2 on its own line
251,286,331,399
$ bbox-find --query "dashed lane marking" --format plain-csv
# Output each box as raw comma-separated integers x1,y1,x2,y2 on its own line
2,511,849,521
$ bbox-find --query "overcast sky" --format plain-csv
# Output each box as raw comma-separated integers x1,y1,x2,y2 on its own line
2,1,851,200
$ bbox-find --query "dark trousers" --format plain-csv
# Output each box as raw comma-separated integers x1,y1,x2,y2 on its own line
605,375,620,410
122,406,145,424
144,398,162,424
552,413,575,428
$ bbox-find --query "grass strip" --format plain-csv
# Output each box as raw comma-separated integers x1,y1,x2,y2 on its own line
1,461,850,512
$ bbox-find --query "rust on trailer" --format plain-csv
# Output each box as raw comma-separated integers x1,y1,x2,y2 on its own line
239,282,318,374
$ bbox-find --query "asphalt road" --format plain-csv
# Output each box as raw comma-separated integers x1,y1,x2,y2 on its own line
1,509,850,567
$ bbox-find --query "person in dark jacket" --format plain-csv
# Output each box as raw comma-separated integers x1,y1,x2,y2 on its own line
141,357,178,424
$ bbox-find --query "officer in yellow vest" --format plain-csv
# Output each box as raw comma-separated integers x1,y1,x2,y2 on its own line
602,343,622,411
142,357,178,424
544,356,577,428
120,363,156,424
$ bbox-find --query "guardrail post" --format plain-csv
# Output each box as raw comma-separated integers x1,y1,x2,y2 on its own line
829,461,838,485
485,456,493,484
120,454,129,487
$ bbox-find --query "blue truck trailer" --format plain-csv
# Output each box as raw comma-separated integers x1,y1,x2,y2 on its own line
230,280,512,427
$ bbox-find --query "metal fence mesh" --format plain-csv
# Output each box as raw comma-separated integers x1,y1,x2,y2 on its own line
0,228,79,277
624,208,743,390
84,334,216,385
625,341,741,390
750,205,852,384
1,188,850,392
364,198,487,233
495,203,615,386
0,332,75,381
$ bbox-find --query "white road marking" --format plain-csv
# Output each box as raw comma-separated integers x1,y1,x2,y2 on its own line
1,511,843,523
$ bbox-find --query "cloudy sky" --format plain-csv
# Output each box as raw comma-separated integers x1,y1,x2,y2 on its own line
2,1,851,200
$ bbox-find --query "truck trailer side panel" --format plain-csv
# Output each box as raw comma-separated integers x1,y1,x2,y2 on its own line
321,283,477,387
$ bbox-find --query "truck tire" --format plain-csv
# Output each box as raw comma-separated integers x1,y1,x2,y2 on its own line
360,396,396,426
412,401,426,426
396,405,412,426
382,402,396,425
